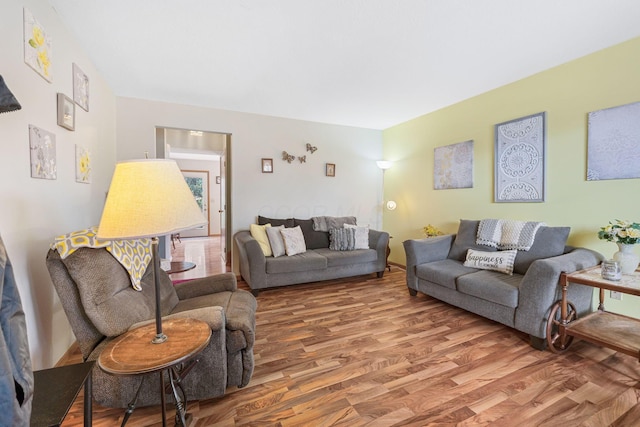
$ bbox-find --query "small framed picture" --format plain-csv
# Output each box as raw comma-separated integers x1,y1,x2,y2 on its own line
216,175,221,184
326,163,335,177
57,93,75,131
262,158,273,173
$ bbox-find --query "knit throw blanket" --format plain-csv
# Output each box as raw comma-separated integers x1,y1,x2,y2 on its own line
52,226,152,290
476,219,544,251
312,216,357,232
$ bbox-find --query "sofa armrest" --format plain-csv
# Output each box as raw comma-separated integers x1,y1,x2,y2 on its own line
403,235,454,290
515,247,604,339
234,230,267,289
174,273,237,300
368,229,390,269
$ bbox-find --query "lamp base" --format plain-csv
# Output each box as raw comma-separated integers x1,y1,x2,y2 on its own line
152,333,168,344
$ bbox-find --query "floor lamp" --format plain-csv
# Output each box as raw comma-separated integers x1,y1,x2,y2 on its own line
97,159,207,344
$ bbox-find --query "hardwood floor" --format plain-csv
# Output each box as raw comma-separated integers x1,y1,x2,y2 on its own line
59,266,640,426
169,235,228,281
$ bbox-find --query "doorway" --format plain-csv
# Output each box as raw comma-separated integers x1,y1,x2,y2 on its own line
155,127,231,266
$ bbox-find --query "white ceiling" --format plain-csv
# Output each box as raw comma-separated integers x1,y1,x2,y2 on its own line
49,0,640,130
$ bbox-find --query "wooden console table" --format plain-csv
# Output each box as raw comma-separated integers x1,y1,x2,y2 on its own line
547,265,640,359
98,318,211,426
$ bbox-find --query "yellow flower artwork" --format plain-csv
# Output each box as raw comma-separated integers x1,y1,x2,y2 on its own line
24,8,52,82
76,145,91,184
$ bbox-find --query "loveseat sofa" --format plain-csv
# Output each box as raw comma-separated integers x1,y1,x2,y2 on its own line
403,219,603,349
235,216,390,295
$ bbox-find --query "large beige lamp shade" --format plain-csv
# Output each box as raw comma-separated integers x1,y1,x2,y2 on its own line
97,159,207,344
97,159,207,240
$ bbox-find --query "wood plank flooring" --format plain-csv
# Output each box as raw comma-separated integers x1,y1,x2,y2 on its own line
59,266,640,426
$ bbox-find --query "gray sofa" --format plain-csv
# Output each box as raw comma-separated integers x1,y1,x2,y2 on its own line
403,219,603,349
235,217,390,295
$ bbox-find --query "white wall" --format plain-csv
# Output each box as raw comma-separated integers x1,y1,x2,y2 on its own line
0,0,116,368
116,97,383,271
173,158,221,235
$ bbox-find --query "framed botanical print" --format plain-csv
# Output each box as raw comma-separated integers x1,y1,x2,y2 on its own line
326,163,335,177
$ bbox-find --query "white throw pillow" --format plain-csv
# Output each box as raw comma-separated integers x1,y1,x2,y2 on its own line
463,248,517,275
266,225,286,257
280,226,307,256
344,223,369,249
250,223,272,256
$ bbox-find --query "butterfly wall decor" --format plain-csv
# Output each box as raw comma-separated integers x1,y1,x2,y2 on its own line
282,151,295,163
298,156,306,163
306,143,317,154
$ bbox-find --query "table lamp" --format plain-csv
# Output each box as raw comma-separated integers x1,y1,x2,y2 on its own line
97,159,207,344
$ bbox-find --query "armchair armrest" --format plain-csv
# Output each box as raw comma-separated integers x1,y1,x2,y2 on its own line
403,235,454,290
130,306,225,332
515,247,604,339
174,273,237,300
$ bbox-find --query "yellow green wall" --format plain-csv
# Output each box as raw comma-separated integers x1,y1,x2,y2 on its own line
382,36,640,315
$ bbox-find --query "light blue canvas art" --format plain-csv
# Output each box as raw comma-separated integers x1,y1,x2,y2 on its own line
587,101,640,181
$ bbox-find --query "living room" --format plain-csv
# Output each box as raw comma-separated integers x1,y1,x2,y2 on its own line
2,0,640,425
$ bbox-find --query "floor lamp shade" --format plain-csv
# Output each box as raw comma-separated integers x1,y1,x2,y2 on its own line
97,159,207,240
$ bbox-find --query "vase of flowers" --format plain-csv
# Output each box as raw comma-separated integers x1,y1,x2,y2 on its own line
423,224,443,238
598,220,640,274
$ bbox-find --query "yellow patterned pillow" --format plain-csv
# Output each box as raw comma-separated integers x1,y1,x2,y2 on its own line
52,227,152,290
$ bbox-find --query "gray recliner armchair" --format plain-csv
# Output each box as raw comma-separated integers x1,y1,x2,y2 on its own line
46,246,257,408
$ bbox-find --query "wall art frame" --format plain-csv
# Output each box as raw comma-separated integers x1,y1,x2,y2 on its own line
75,145,91,183
434,140,474,190
494,111,546,203
72,63,89,111
262,158,273,173
326,163,335,177
56,93,75,131
23,8,52,83
29,124,57,180
587,101,640,181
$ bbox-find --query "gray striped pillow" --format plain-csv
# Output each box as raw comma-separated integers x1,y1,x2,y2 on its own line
329,227,356,251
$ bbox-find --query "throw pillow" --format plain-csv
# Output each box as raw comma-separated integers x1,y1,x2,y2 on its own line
280,226,307,256
463,248,517,275
266,225,286,257
344,223,369,249
250,223,272,256
329,227,356,251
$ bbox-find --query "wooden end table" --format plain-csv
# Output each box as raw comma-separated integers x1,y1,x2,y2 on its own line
547,265,640,359
98,317,211,426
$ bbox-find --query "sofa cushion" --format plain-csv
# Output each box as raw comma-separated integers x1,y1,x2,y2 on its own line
456,270,523,308
415,259,478,290
295,218,330,249
513,226,570,275
61,247,179,337
258,216,294,228
250,223,272,256
464,249,517,275
266,225,286,257
265,251,327,274
448,219,497,261
315,248,377,267
329,227,356,251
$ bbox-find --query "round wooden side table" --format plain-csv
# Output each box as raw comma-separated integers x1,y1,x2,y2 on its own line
99,317,211,426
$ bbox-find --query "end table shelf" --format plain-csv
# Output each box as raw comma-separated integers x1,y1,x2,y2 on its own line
547,266,640,360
